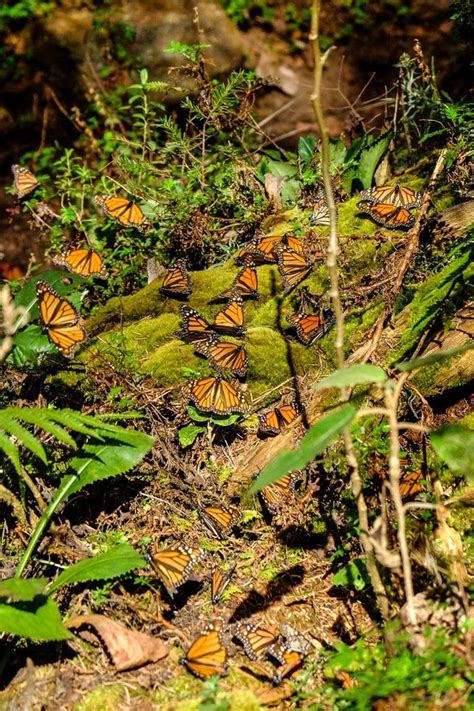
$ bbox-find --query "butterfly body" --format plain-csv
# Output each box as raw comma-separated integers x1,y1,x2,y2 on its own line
210,564,235,604
147,546,204,595
179,299,245,343
12,164,39,199
160,259,192,298
187,375,248,416
200,505,240,539
287,310,335,345
54,248,107,278
181,628,228,678
36,281,86,358
94,194,150,230
258,402,301,436
276,247,313,293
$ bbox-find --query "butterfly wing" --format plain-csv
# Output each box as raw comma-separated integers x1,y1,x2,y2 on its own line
54,248,107,278
258,409,282,436
277,402,301,427
359,184,421,209
288,311,334,345
212,297,245,337
11,164,39,199
94,195,149,230
276,248,313,293
234,622,279,661
358,201,415,229
160,259,192,297
179,305,213,342
210,565,235,604
183,629,228,678
399,470,425,498
197,339,248,378
260,473,297,514
200,505,239,539
36,281,86,357
188,376,247,416
147,547,203,595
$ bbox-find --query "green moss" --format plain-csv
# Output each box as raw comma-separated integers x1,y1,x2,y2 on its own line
74,684,127,711
459,413,474,430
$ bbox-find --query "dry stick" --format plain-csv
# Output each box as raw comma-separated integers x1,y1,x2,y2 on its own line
363,148,448,362
309,0,389,621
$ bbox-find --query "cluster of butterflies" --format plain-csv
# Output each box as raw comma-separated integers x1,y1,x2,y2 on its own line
356,183,422,229
146,487,311,682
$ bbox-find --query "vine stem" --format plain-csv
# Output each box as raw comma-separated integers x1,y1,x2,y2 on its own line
309,0,389,621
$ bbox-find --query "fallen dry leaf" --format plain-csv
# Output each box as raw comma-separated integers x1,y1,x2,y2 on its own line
66,614,168,671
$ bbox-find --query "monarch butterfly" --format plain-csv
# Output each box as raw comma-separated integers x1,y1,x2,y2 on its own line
178,305,214,342
287,310,335,346
160,259,192,298
213,297,246,337
399,470,425,498
358,184,422,209
195,338,248,378
200,505,241,539
279,623,312,656
234,621,279,660
53,247,107,278
276,247,313,293
94,195,150,230
36,281,87,358
11,164,39,199
268,625,311,684
258,402,301,437
214,258,258,301
210,564,235,604
147,546,204,595
357,201,415,230
260,473,298,514
270,648,305,684
187,375,248,416
237,235,304,265
181,627,228,679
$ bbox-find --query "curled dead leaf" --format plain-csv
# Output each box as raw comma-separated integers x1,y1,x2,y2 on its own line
66,614,167,671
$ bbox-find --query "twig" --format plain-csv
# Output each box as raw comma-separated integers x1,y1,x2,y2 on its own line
309,0,389,621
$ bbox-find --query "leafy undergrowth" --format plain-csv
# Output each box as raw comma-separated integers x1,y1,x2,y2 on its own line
0,24,473,711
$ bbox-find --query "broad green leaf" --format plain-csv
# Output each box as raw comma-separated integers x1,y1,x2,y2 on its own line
328,138,347,174
281,178,301,207
298,135,317,164
187,406,241,426
178,424,206,447
0,415,47,463
314,364,387,390
65,430,155,496
0,577,48,601
430,424,474,482
395,343,474,372
356,133,391,189
11,325,54,366
0,597,72,640
250,404,355,493
332,558,369,591
48,544,145,594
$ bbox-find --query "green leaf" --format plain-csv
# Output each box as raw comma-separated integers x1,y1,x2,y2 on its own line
0,597,72,641
356,133,392,189
332,557,369,591
0,415,47,463
48,544,145,594
0,577,48,601
314,364,387,390
430,424,474,482
178,424,206,447
250,404,355,493
298,135,317,164
139,67,148,84
187,406,241,426
0,430,21,475
395,343,474,372
65,430,155,496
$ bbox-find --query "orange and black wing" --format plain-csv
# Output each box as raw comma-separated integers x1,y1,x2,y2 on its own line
287,311,335,345
271,648,305,684
234,621,279,661
178,305,213,342
94,194,150,230
210,565,235,604
36,281,86,358
196,338,248,378
54,248,107,278
248,235,282,263
258,402,300,436
399,470,425,499
182,628,228,678
160,259,192,297
200,505,240,538
212,297,245,337
216,259,258,300
187,375,248,416
11,164,39,199
277,402,301,427
260,473,298,514
147,546,204,595
359,184,421,209
276,248,313,293
357,201,415,230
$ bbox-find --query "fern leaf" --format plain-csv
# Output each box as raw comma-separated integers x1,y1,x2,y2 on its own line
8,408,77,448
0,414,47,464
0,430,21,475
45,409,106,440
